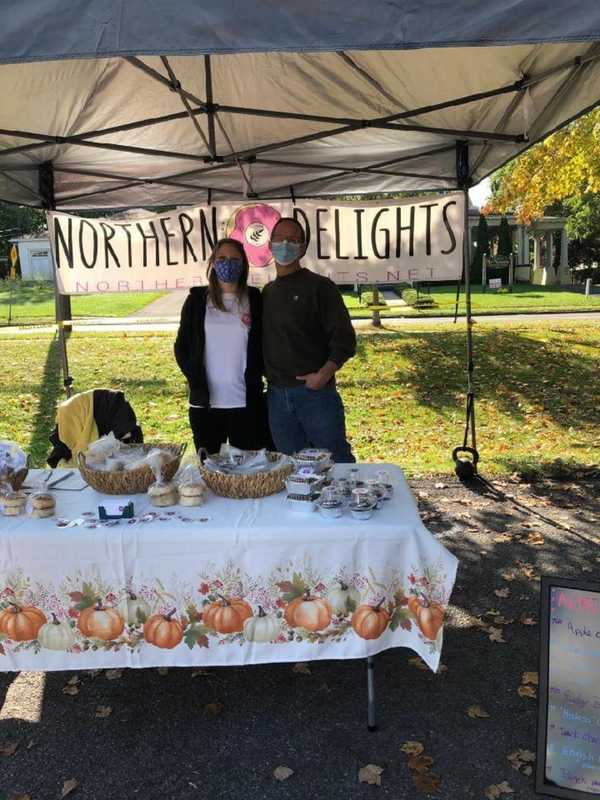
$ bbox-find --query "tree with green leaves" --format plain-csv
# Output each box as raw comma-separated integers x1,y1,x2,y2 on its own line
0,203,46,276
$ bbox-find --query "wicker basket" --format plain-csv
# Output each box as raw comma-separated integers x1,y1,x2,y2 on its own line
198,451,293,499
78,443,186,495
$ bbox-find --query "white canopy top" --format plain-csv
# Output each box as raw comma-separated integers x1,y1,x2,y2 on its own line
1,1,599,208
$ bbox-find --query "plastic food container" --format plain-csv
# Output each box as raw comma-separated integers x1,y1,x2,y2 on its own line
318,486,344,519
285,472,325,496
286,493,318,513
349,502,375,521
293,449,333,473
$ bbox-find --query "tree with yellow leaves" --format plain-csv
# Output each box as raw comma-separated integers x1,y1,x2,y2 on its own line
484,108,600,224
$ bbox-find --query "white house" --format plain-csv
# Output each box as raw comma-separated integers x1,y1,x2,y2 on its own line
10,233,53,281
469,209,569,285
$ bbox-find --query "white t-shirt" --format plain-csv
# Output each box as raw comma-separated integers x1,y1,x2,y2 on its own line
201,292,250,409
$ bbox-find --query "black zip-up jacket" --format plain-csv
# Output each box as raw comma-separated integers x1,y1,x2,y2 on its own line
174,286,265,408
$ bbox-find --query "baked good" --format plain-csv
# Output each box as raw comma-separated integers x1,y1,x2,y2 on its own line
178,482,207,506
29,492,56,518
2,490,26,516
148,481,178,507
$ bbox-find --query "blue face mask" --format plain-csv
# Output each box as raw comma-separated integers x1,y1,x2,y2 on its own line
213,257,244,283
271,241,302,266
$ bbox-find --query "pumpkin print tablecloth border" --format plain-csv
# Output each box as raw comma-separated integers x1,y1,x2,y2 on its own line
0,558,452,668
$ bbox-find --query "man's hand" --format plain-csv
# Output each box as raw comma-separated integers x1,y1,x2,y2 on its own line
297,361,338,391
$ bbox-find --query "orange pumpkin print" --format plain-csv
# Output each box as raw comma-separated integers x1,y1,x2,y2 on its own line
284,591,332,632
409,598,444,640
144,608,183,649
351,603,390,640
78,601,124,641
203,597,253,634
0,603,47,641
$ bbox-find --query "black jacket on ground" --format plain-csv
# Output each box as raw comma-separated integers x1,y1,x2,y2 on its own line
47,389,143,467
174,286,265,408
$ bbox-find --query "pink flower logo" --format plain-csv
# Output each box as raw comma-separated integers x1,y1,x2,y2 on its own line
227,203,281,268
240,312,252,328
199,582,210,595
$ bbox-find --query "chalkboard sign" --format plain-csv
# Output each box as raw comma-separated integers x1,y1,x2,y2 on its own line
537,577,600,798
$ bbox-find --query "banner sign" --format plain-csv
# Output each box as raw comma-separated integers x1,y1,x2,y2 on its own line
47,192,464,295
537,576,600,799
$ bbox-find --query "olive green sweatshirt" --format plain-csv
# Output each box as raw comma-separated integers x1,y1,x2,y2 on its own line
262,267,357,388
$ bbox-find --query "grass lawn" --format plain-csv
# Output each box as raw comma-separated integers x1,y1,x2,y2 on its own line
1,321,598,476
0,281,164,325
345,283,600,318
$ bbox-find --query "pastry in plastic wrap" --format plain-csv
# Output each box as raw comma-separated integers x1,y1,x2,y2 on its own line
148,481,178,507
2,490,27,516
28,492,56,518
177,461,207,506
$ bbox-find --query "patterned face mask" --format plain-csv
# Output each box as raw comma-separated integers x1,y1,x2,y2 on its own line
270,241,302,265
213,257,244,283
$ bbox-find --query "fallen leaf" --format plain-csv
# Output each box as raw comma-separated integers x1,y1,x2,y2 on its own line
519,613,538,626
66,675,80,686
500,571,516,582
157,667,168,676
494,588,510,599
12,794,33,800
292,662,311,675
517,685,537,699
61,778,79,798
0,741,19,757
94,705,112,718
434,482,447,489
522,672,539,686
488,626,506,643
105,669,123,681
493,534,513,543
409,754,434,773
401,741,424,755
203,702,224,717
62,684,79,696
359,764,384,786
408,656,429,671
484,782,514,799
467,705,490,719
507,749,536,772
86,670,102,679
273,766,294,782
413,771,441,793
525,532,545,546
191,669,210,678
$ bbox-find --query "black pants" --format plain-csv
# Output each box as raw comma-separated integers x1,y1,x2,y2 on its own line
189,404,274,456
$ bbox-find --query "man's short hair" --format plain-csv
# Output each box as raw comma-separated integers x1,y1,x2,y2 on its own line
271,216,306,243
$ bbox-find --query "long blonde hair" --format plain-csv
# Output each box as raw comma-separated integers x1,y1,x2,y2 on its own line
206,238,249,312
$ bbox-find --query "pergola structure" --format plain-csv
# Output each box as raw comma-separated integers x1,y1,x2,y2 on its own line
1,1,600,473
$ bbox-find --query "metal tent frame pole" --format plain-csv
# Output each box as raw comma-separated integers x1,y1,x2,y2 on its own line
38,161,73,399
453,141,478,479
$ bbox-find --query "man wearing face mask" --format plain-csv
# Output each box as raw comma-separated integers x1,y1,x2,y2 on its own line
262,217,356,463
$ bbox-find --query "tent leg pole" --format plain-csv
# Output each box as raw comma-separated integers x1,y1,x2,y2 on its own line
453,141,479,477
367,655,377,732
39,161,73,398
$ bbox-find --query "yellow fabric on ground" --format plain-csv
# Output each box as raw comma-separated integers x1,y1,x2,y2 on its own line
56,390,99,467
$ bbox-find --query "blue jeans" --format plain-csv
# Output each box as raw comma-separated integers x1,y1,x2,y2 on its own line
267,384,355,464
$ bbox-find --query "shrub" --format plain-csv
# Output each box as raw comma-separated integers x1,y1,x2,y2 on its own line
360,291,387,307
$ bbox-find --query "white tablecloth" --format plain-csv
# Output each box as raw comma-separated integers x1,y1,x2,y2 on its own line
0,464,457,672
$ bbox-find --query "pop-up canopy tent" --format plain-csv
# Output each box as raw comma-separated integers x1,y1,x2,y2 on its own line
2,0,600,472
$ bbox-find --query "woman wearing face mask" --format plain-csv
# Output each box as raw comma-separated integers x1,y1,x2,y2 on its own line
174,238,272,455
